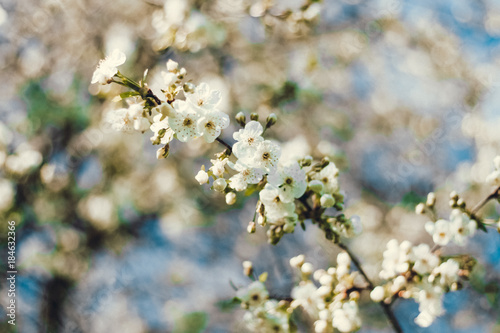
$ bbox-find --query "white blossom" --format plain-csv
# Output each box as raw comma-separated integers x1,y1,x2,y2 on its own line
449,209,476,245
431,260,459,286
150,113,174,145
233,121,264,159
185,82,222,111
195,169,209,185
410,244,439,275
237,281,269,309
259,184,297,223
379,239,411,279
168,100,201,142
91,49,126,84
425,219,452,246
210,158,228,178
267,161,307,202
244,140,281,173
228,161,265,191
196,110,229,143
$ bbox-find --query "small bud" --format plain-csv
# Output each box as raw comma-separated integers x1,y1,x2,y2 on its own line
265,113,277,128
415,203,426,215
449,199,457,208
456,198,465,208
320,157,330,168
370,286,385,302
301,155,313,167
320,194,335,208
178,67,187,78
235,112,246,127
225,192,236,205
156,144,170,159
349,291,360,301
426,192,436,207
242,261,253,277
213,178,227,192
289,254,305,268
449,191,459,200
301,262,314,275
247,221,256,233
308,180,324,194
166,59,179,72
250,112,259,121
195,168,209,185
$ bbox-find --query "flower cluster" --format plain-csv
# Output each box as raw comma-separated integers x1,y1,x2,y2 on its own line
371,239,466,327
289,254,363,333
235,254,363,333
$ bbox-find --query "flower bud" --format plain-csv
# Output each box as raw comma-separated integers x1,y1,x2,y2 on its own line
265,113,277,129
183,82,195,93
250,112,259,121
456,198,465,208
225,192,236,205
213,178,227,192
195,168,209,185
247,221,256,233
283,220,295,233
320,194,335,207
178,67,187,78
301,262,314,275
308,180,324,194
235,112,246,127
242,261,253,277
166,59,178,72
289,254,305,268
156,144,169,159
449,191,459,200
370,286,385,302
415,203,425,215
426,192,436,207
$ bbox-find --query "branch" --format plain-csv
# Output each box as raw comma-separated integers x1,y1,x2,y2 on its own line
337,242,403,333
470,186,500,217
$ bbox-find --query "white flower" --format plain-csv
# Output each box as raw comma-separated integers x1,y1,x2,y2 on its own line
106,108,134,132
91,49,126,84
320,194,335,207
228,161,265,191
449,209,476,245
161,71,177,86
128,103,150,132
425,219,452,246
244,140,281,173
233,121,264,159
237,281,269,308
259,184,297,223
185,82,222,111
431,259,459,286
291,281,321,317
410,244,439,275
310,163,340,195
150,113,174,145
331,301,361,333
197,110,229,143
267,161,307,202
168,100,201,142
210,158,228,178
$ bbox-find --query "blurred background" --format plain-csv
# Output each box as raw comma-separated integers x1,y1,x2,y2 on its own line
1,0,500,332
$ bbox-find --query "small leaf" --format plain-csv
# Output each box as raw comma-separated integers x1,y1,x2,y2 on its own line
300,220,306,231
259,272,268,282
119,91,140,99
216,297,240,312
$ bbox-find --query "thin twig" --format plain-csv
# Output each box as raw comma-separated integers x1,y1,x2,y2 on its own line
470,186,500,216
337,242,404,333
215,137,233,154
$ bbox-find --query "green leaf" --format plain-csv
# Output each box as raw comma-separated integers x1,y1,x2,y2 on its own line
259,272,268,282
173,312,208,333
119,91,140,99
216,297,240,312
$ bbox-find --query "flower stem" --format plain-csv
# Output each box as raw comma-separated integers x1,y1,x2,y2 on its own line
337,242,404,333
215,137,233,154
